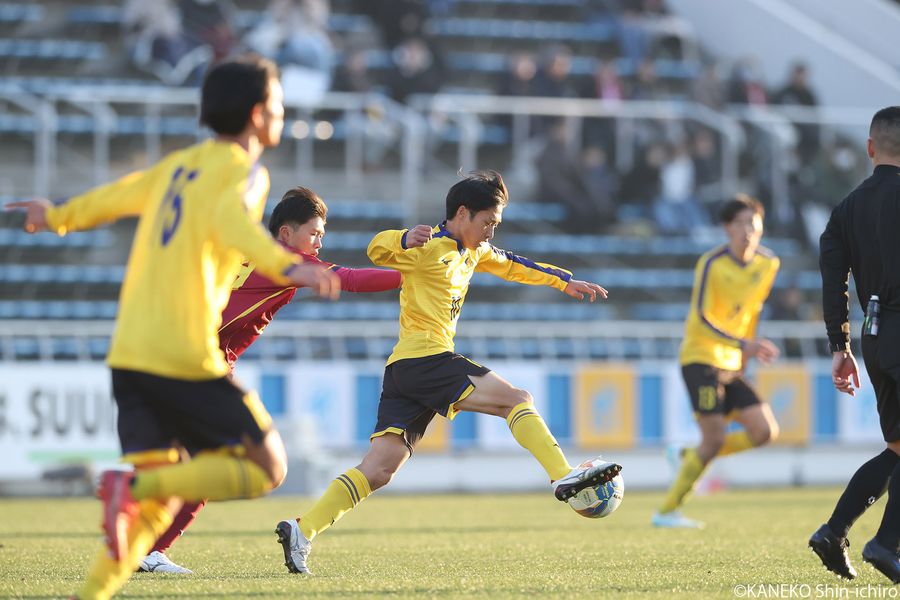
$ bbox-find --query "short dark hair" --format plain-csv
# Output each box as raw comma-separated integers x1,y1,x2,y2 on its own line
200,54,279,136
719,193,764,224
268,187,328,236
445,170,509,220
870,106,900,157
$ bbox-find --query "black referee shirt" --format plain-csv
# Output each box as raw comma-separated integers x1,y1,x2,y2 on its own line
820,163,900,349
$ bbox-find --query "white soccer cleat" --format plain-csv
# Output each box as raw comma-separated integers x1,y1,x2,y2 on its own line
275,519,312,574
138,551,193,574
652,511,705,529
552,457,622,502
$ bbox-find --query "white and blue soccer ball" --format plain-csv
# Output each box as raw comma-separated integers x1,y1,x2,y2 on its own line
567,459,625,519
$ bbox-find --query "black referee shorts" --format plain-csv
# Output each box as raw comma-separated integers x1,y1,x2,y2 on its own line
112,368,273,460
861,310,900,442
372,352,490,452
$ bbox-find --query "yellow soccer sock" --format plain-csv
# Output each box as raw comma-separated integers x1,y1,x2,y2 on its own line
659,448,706,514
718,431,754,457
506,401,572,481
299,467,372,542
76,499,173,600
131,452,272,502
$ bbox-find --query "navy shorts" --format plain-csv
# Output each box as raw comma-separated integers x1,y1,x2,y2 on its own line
112,368,272,460
681,363,761,416
372,352,490,451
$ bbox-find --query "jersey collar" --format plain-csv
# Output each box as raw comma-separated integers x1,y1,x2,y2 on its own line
435,221,465,254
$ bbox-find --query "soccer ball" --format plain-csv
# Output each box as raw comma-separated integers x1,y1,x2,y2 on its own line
567,460,625,519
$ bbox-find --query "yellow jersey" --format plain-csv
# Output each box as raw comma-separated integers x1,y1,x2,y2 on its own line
679,245,780,371
45,139,301,380
368,222,572,364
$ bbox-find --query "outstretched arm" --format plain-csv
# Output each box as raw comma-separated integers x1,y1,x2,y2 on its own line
7,169,155,234
562,279,609,302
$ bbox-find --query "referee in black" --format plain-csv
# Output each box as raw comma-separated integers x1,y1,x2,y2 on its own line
809,106,900,583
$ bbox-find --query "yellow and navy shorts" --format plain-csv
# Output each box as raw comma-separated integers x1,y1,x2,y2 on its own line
112,368,272,460
681,363,761,416
372,352,490,451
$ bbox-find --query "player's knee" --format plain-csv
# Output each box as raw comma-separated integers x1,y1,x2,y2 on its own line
496,388,533,419
367,466,397,491
752,421,778,446
700,433,725,457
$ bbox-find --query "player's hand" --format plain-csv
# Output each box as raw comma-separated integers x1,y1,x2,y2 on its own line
5,198,52,233
744,338,780,365
286,262,341,300
404,225,433,249
832,350,860,396
563,280,608,302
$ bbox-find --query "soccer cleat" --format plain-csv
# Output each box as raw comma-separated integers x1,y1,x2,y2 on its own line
138,551,193,574
651,511,705,529
275,519,312,574
808,524,857,580
862,537,900,584
552,458,622,502
97,470,140,562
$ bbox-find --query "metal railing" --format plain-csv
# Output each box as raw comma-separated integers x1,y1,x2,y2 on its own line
0,85,876,226
0,319,832,362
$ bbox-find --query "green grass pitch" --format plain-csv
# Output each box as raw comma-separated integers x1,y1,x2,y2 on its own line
0,488,894,599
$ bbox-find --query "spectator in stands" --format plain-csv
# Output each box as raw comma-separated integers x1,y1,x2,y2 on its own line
332,47,375,94
499,52,538,97
245,0,334,103
655,141,709,234
690,63,725,110
774,62,820,164
629,58,661,100
617,0,651,67
582,145,620,227
533,46,578,98
770,283,807,321
356,0,428,49
333,48,399,170
535,121,616,232
385,37,444,103
727,58,767,106
692,129,722,201
584,60,625,101
123,0,209,86
179,0,237,61
619,142,665,221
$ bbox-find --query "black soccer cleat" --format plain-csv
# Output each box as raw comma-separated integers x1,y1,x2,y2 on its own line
553,459,622,502
808,524,857,580
862,537,900,584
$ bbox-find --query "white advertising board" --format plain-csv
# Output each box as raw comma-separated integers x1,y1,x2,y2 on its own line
0,363,118,478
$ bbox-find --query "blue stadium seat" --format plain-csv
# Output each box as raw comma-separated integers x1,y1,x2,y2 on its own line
0,3,44,22
0,39,105,60
0,228,114,248
428,18,615,42
66,5,121,25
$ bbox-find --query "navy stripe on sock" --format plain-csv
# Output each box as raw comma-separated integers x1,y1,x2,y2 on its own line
337,475,360,505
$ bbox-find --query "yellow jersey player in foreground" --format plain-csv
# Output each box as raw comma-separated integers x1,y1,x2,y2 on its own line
274,170,621,574
653,194,781,529
8,55,339,600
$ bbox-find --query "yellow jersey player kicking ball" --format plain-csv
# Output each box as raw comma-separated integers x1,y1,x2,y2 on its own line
275,170,621,574
653,194,781,529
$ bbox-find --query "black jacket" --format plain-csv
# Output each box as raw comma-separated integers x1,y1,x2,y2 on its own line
820,164,900,349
